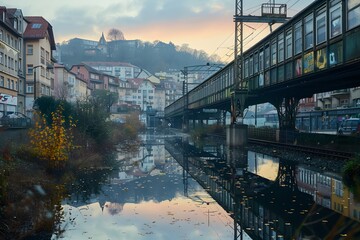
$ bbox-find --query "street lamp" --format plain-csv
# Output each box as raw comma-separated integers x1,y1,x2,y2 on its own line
33,64,53,101
33,65,41,101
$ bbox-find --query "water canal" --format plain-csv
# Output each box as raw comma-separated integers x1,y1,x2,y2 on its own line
52,132,360,239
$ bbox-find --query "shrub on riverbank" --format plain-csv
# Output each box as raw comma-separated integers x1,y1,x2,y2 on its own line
342,155,360,202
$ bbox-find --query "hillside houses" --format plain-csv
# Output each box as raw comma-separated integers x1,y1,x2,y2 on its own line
0,5,191,122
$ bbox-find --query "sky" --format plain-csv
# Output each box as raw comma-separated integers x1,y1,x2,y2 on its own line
3,0,314,62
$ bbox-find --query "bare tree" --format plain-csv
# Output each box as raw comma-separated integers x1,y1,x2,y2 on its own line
107,28,125,41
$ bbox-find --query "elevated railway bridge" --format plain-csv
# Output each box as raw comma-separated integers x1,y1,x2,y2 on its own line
165,0,360,135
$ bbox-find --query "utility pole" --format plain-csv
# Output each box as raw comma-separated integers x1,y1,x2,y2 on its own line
232,0,289,125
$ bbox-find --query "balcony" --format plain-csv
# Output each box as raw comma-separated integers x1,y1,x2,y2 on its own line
317,92,332,101
331,89,350,98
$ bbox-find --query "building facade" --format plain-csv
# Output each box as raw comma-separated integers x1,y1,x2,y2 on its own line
23,16,56,115
0,7,25,116
84,61,140,80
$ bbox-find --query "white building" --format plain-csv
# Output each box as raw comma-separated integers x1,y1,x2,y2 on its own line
83,61,140,80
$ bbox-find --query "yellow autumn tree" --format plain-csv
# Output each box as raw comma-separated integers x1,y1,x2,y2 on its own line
29,105,76,167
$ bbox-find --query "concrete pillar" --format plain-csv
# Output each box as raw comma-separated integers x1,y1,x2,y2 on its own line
226,124,248,147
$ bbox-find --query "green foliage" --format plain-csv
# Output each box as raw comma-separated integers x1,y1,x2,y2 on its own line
73,98,111,145
342,155,360,200
91,90,119,113
35,96,73,126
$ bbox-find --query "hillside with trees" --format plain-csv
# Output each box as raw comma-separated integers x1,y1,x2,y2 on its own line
56,30,222,73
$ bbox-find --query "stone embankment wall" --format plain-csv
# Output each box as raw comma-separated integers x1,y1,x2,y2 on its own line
0,129,29,151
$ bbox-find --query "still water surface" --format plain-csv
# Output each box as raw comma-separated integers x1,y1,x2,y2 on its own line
53,134,236,239
53,133,360,239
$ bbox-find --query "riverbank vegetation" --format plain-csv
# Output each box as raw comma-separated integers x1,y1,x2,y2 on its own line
0,95,144,239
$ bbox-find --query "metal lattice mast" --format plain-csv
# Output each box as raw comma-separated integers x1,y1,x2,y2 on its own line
232,0,289,124
234,0,243,91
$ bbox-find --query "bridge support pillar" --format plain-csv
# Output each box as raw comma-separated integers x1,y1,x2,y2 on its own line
226,124,248,147
271,96,300,143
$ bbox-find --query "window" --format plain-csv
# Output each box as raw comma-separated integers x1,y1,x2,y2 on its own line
264,45,270,68
348,0,360,29
244,59,249,77
294,22,302,55
0,52,3,65
285,29,293,59
27,44,33,55
14,18,18,30
254,52,259,73
0,76,4,87
278,33,284,63
27,64,33,74
41,48,45,64
41,67,45,77
0,30,2,41
271,40,277,65
304,14,314,50
249,56,254,75
330,0,342,38
259,50,264,71
26,84,34,93
316,8,327,44
285,62,293,80
11,80,14,90
31,23,42,29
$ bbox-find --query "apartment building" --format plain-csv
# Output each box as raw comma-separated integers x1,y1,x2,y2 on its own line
316,88,360,109
127,78,156,111
23,16,56,114
70,63,104,91
53,63,88,102
0,7,25,116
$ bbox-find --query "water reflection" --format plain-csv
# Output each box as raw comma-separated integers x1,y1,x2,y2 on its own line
53,134,235,239
53,133,360,239
165,137,360,239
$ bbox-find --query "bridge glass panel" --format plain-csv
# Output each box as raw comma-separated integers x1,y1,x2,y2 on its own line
278,33,285,63
329,41,343,66
265,45,270,68
330,0,342,38
286,29,293,59
271,40,277,66
265,70,270,85
294,21,302,55
316,48,327,70
345,29,360,60
259,72,264,87
295,58,302,77
244,59,249,78
278,65,285,82
285,62,293,80
304,13,314,50
259,49,264,71
347,0,360,30
303,52,314,74
271,68,277,84
316,7,327,44
254,52,259,74
249,55,254,76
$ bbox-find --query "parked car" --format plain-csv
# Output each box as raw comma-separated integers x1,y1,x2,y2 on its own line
337,118,360,135
0,112,32,128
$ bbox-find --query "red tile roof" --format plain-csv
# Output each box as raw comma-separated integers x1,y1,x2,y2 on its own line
24,16,56,50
